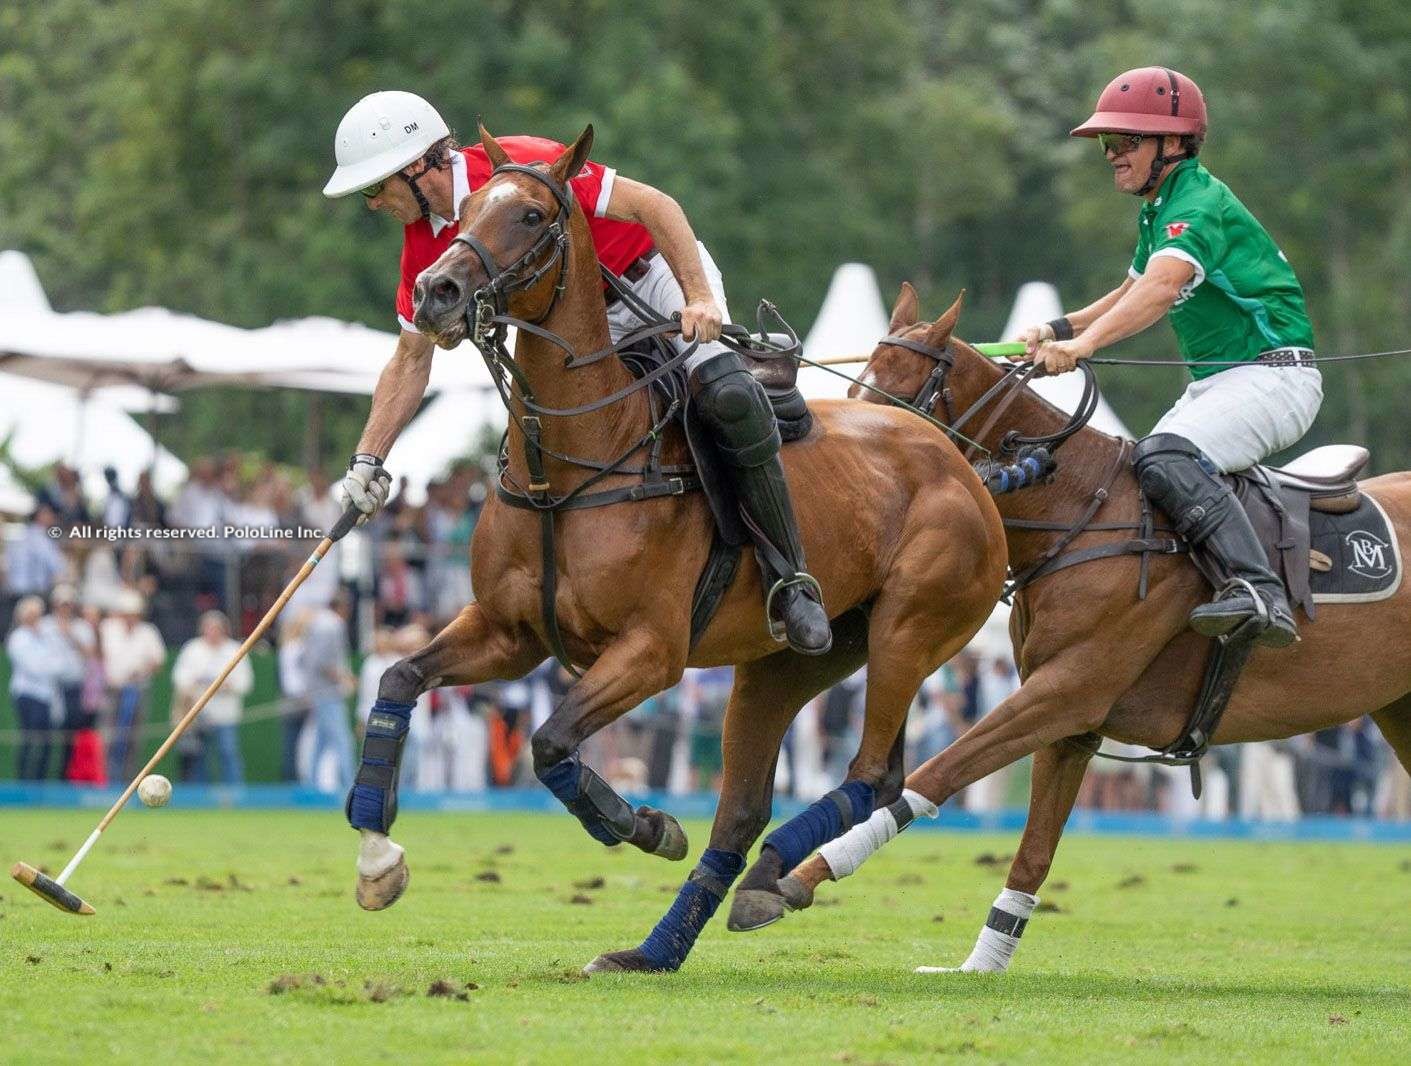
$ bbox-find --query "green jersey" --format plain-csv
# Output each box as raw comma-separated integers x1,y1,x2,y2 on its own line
1130,159,1313,380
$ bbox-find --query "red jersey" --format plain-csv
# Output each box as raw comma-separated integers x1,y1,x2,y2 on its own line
395,136,655,330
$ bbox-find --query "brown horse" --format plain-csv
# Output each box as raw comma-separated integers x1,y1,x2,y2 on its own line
354,131,1006,974
774,283,1411,970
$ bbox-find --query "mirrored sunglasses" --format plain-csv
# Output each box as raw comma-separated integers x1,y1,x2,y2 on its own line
1097,132,1146,157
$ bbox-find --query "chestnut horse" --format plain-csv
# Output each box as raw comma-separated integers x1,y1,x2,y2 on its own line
359,131,1006,974
775,284,1411,970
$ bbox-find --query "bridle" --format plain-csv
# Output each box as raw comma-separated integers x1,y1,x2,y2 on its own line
876,328,1100,462
449,162,575,343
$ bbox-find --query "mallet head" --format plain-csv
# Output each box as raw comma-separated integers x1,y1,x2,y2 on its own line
10,861,95,916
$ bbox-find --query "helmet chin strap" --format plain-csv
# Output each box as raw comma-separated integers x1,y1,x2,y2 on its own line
399,169,434,221
1136,137,1193,196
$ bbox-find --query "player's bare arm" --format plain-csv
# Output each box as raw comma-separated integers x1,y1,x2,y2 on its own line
356,329,435,459
603,176,722,342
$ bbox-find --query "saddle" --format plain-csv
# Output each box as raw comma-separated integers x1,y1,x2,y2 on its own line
1229,443,1384,622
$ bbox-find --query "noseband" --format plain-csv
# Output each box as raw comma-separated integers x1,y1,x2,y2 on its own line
450,162,574,342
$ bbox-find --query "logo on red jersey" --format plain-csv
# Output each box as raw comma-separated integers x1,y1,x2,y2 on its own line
1165,221,1191,239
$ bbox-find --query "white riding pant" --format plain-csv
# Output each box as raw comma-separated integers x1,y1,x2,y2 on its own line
604,241,731,375
1150,363,1323,474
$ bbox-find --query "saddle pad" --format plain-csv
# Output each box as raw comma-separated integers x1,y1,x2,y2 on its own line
1308,493,1402,603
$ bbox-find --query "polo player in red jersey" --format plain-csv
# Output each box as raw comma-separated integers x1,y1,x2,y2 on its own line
322,91,831,656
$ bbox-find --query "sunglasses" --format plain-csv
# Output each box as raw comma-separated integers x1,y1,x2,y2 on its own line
360,179,387,199
1097,132,1146,156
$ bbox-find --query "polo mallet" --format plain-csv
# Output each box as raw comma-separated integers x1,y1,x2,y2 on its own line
10,505,362,916
812,341,1028,366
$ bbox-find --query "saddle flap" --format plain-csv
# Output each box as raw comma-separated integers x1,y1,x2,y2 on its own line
1230,470,1315,622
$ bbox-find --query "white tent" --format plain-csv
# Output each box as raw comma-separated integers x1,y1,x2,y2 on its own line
0,374,188,498
797,263,890,400
1001,282,1133,439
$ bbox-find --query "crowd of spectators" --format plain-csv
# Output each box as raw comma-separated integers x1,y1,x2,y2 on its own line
2,458,1410,822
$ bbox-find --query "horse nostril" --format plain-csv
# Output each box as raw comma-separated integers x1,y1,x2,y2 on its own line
432,277,462,308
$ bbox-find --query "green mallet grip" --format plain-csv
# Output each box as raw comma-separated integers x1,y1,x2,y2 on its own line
973,342,1028,359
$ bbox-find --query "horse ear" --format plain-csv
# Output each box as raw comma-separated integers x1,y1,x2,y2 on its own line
927,289,966,343
550,124,595,185
478,119,510,168
888,282,919,332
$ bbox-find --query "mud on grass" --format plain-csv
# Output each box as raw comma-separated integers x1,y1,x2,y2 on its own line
3,810,1409,1064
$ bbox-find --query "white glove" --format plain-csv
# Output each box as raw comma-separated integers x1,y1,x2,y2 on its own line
337,454,392,526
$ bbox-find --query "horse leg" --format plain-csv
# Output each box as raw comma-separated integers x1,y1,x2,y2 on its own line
728,600,952,932
1371,693,1411,787
530,628,691,858
352,603,542,910
585,610,871,973
915,737,1094,974
779,641,1153,913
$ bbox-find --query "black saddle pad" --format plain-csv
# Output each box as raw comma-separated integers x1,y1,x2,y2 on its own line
1309,494,1402,603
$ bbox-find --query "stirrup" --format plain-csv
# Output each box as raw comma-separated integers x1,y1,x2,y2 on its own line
1215,577,1270,633
764,572,825,644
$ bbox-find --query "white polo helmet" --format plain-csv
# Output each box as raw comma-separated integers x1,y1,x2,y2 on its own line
323,90,451,198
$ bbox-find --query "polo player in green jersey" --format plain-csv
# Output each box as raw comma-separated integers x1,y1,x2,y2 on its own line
1023,67,1321,647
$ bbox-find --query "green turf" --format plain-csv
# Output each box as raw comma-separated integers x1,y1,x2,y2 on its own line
3,811,1408,1064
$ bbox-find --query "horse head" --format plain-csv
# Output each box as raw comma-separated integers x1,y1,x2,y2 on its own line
851,282,967,412
413,123,595,347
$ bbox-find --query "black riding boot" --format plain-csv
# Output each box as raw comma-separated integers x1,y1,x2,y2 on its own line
1133,433,1297,648
691,352,832,655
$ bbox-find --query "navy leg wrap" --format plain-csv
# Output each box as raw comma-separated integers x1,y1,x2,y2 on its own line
536,753,635,846
763,780,874,871
638,848,746,971
345,699,413,832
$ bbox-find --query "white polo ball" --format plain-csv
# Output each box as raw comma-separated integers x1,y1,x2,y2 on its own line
138,774,172,808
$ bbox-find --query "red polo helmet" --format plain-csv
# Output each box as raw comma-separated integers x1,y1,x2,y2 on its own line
1071,67,1208,138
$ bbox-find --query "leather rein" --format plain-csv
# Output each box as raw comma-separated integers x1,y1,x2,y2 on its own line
451,160,798,675
881,332,1185,601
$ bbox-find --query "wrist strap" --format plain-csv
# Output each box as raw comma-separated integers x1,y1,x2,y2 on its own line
349,452,385,470
1047,317,1074,341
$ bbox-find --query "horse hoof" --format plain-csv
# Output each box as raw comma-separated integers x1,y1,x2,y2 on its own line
583,949,673,975
355,856,409,911
778,874,814,911
727,887,787,932
650,810,688,861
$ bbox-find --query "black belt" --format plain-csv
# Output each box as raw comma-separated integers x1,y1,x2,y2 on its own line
1256,347,1315,367
605,249,660,306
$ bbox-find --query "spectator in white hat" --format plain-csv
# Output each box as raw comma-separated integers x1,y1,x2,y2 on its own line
100,588,166,782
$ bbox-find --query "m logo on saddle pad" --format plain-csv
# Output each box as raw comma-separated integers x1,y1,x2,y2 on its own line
1347,530,1393,580
1308,497,1403,604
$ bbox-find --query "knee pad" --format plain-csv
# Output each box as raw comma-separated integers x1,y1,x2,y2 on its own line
692,355,780,467
345,699,413,833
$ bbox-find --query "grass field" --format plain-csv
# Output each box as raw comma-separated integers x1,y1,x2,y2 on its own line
3,810,1409,1064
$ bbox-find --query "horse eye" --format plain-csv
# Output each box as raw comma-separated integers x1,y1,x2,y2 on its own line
522,209,543,225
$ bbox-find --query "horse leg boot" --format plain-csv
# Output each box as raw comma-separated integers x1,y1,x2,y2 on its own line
349,604,541,910
916,738,1093,974
532,630,690,859
729,627,936,930
586,615,871,974
691,352,832,655
1133,433,1297,647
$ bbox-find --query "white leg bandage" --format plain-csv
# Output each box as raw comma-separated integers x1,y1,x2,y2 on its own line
356,829,404,878
917,887,1037,974
818,788,938,879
